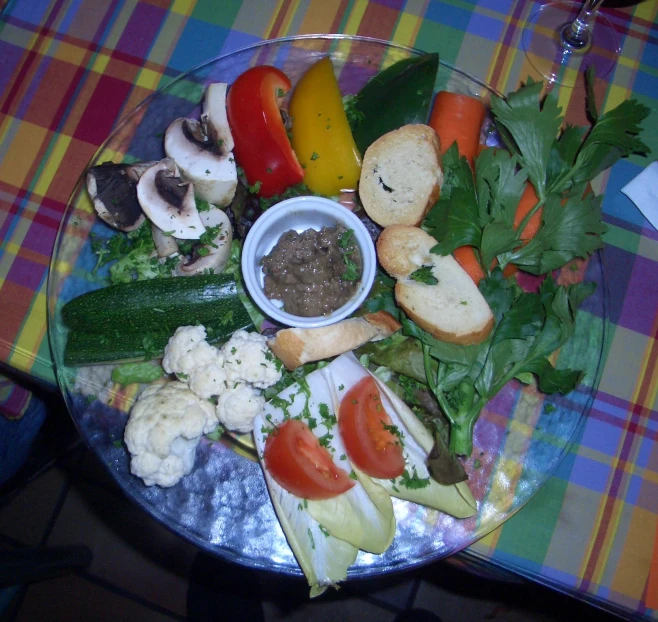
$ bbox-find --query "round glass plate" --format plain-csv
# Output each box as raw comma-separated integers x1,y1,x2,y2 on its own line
47,35,607,579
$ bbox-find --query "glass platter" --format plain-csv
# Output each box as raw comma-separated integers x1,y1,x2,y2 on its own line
47,35,607,579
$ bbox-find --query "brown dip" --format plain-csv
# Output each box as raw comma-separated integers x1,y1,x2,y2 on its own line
261,225,362,317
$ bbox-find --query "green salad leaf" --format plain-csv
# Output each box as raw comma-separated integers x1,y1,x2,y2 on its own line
402,269,595,456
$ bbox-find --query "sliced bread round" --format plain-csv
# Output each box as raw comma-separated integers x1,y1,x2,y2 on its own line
377,225,494,345
359,124,443,227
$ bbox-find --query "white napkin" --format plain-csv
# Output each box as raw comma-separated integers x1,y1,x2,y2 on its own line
621,161,658,230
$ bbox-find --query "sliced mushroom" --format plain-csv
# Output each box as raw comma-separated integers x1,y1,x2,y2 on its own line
176,206,233,276
136,158,206,240
86,161,157,231
164,83,237,207
202,83,234,152
151,223,179,258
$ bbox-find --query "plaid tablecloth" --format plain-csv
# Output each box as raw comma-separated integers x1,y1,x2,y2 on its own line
1,0,656,618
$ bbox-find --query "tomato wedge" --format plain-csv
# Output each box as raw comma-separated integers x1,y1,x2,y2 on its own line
263,419,355,500
338,377,405,480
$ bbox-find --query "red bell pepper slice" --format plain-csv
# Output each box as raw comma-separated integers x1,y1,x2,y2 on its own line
226,66,304,197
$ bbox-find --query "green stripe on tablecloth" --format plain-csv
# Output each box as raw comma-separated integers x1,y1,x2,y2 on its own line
495,475,571,566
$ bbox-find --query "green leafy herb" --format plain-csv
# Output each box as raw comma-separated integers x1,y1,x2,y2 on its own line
404,269,595,456
343,94,365,128
338,229,355,248
342,255,360,281
400,468,430,489
424,79,649,281
409,265,438,285
196,198,211,212
310,152,319,161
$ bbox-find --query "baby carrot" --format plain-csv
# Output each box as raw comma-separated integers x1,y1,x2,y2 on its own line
429,91,487,167
514,183,541,241
453,246,486,285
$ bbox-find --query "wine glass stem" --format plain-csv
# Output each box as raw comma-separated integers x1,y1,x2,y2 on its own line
560,0,605,52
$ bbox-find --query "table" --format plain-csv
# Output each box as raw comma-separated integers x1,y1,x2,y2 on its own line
1,0,656,618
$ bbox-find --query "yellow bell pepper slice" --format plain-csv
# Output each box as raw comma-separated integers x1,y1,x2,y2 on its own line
289,57,362,196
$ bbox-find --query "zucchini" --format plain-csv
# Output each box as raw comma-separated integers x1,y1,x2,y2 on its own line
62,274,254,366
62,274,247,334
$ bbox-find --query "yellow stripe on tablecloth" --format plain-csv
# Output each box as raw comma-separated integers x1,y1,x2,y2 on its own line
52,40,87,67
90,53,111,75
392,11,423,48
170,0,195,15
33,134,72,199
603,84,631,114
136,67,161,90
299,0,340,34
263,0,285,38
610,507,657,602
264,0,301,39
7,289,47,375
578,331,657,587
0,122,48,188
343,0,368,36
635,0,657,22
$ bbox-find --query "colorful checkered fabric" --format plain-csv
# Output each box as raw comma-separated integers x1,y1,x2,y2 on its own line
1,0,656,618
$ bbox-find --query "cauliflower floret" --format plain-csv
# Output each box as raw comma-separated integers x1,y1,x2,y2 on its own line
189,354,228,399
215,383,266,434
124,381,217,487
221,329,282,389
163,325,220,378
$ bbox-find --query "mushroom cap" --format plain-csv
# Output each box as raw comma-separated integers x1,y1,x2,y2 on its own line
86,162,156,232
136,158,206,240
164,118,237,207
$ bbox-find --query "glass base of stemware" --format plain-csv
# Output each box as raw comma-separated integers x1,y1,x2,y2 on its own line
522,1,620,87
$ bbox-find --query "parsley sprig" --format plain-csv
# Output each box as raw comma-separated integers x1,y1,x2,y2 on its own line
425,75,650,278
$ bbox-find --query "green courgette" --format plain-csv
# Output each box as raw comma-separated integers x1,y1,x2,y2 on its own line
62,274,254,366
351,53,439,154
62,274,247,334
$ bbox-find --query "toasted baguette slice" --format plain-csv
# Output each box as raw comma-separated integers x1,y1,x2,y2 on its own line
268,312,401,371
359,125,443,227
377,226,494,345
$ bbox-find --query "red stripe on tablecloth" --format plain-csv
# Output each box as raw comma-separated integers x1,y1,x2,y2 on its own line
269,0,292,39
0,0,66,116
72,74,133,145
329,0,351,32
487,0,526,90
580,312,658,591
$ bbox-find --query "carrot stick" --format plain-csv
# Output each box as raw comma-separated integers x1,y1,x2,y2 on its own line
429,91,487,167
453,246,486,285
514,182,542,241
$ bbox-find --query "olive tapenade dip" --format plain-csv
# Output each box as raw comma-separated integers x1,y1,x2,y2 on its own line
261,225,362,317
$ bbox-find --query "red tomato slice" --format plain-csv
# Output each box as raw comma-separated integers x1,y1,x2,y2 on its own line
338,377,406,480
263,419,355,500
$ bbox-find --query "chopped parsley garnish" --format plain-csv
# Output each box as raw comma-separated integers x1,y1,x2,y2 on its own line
338,228,355,248
410,265,438,285
310,152,319,161
318,525,330,537
342,254,360,281
318,402,336,427
349,470,357,480
196,199,211,212
400,468,431,489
